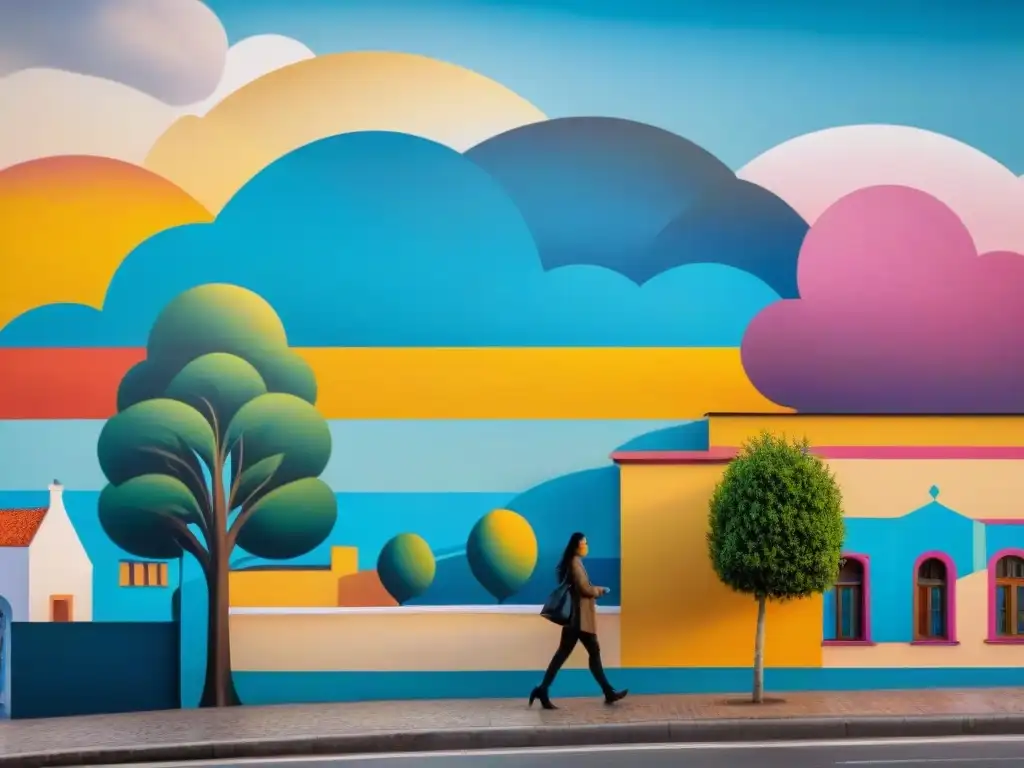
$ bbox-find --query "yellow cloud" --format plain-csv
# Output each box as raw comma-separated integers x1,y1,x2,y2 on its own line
0,156,210,330
144,51,547,212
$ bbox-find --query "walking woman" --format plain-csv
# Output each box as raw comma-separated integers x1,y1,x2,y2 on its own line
530,532,628,709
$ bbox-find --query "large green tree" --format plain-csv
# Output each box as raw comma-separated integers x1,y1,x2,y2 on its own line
97,284,337,707
706,432,844,703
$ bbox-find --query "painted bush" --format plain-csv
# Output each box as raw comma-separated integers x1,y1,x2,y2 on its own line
466,509,538,603
377,533,437,605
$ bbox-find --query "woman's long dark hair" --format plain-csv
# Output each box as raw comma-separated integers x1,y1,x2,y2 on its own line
556,532,586,583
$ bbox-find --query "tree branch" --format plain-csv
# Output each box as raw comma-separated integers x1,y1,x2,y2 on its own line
227,435,245,511
138,446,211,536
226,470,279,550
198,396,222,459
154,507,210,572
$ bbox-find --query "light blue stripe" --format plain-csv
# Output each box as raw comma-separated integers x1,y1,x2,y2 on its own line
0,419,678,492
0,420,105,491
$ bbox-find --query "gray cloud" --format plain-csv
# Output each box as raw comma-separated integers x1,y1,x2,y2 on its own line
0,0,228,105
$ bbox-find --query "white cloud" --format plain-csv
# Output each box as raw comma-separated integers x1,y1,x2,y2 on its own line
0,35,315,172
738,125,1024,255
0,0,227,106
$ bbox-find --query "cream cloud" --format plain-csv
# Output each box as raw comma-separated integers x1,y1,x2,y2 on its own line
0,35,315,171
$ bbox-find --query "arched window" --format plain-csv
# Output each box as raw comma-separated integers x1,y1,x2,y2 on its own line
914,556,950,641
834,557,867,641
994,555,1024,637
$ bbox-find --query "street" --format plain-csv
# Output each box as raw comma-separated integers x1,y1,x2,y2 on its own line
109,735,1024,767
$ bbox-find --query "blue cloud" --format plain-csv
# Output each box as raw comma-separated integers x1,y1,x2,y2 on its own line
506,466,621,560
466,117,807,297
0,131,779,348
613,420,709,452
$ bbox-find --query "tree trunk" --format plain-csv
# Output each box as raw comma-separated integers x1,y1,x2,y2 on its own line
198,457,240,707
752,594,766,704
197,556,240,705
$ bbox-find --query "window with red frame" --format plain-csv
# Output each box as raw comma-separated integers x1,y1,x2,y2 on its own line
914,558,948,640
995,556,1024,637
834,558,865,641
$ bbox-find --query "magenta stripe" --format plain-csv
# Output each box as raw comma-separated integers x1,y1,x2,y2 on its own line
809,446,1024,460
612,446,1024,463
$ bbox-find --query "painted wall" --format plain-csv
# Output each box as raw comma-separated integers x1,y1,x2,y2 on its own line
0,549,29,624
230,608,621,671
619,460,823,669
10,622,178,718
3,0,1024,716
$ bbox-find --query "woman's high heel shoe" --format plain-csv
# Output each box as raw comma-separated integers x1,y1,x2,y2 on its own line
529,686,557,710
604,688,629,705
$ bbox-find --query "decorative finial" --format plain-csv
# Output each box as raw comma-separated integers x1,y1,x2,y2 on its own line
929,485,940,500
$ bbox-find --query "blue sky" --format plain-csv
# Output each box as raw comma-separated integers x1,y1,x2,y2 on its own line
204,0,1024,172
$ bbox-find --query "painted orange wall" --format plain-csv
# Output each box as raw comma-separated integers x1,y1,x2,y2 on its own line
619,462,823,668
708,414,1024,448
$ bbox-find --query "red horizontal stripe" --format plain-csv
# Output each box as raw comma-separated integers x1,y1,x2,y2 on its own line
0,348,142,419
610,449,739,464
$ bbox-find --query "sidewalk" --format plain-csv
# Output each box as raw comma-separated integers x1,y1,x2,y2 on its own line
4,688,1024,767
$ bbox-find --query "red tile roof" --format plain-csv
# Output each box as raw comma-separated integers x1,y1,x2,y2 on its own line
0,508,47,547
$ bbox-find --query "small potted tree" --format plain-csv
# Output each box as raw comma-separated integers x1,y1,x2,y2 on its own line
707,432,845,703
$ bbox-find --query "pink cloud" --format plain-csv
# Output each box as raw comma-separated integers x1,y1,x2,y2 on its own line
741,185,1024,413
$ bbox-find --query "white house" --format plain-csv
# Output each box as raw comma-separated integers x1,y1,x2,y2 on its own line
0,480,93,623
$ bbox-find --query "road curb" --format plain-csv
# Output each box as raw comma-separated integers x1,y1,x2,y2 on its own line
7,714,1024,766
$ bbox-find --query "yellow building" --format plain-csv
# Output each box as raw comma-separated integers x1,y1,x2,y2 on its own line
614,413,1024,676
229,546,359,608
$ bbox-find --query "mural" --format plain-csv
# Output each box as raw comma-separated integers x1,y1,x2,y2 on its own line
2,0,1024,716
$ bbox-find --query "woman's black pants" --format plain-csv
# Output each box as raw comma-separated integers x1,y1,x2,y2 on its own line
539,625,614,694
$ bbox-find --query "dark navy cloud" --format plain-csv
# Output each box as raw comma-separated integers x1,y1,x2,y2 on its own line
0,131,779,348
465,117,807,297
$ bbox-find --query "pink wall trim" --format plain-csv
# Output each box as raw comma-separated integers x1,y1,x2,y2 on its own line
809,446,1024,460
987,548,1024,642
912,551,957,642
840,552,872,643
979,519,1024,526
611,446,1024,464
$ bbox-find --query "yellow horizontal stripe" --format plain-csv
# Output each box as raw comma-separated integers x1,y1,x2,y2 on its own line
300,347,782,419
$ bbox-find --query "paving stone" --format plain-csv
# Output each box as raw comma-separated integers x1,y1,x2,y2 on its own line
2,688,1024,764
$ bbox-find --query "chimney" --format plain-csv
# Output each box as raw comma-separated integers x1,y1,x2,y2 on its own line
48,479,64,511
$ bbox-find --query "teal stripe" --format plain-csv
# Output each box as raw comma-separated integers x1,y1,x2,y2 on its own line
973,520,987,573
0,418,679,492
233,666,1024,706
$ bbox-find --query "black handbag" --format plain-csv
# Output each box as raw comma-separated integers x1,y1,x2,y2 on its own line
540,577,573,626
